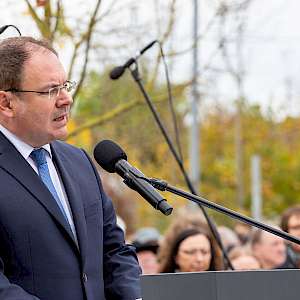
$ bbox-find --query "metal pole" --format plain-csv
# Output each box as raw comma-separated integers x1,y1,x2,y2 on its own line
251,155,262,221
189,0,200,198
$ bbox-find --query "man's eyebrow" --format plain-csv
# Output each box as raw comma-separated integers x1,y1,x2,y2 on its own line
40,81,63,90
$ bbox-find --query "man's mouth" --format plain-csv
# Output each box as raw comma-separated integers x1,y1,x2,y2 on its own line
54,114,68,122
54,110,69,122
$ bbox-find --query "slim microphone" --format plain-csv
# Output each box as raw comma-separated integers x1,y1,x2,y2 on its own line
93,140,173,216
110,40,158,80
0,25,22,36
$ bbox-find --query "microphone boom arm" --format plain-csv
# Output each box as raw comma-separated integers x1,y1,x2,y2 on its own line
149,178,300,245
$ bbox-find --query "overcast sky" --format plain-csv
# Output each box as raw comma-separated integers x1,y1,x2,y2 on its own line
2,0,300,119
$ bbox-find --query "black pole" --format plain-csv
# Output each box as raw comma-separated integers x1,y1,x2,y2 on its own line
151,178,300,245
129,63,234,269
0,25,22,36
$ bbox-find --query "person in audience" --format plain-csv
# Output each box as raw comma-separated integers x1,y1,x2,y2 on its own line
251,228,286,269
228,246,261,270
218,225,241,253
158,226,224,273
234,222,252,245
279,205,300,268
157,208,207,265
132,228,160,274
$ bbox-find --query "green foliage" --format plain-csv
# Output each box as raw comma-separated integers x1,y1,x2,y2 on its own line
69,68,300,231
200,103,300,224
68,69,188,233
23,1,300,231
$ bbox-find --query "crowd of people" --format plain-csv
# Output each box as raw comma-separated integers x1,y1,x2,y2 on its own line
129,204,300,274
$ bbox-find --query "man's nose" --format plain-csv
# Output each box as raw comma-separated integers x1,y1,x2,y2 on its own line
56,90,73,106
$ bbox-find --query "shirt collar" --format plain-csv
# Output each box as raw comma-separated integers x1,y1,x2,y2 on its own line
0,124,52,159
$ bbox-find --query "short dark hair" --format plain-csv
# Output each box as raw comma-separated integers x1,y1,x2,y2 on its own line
281,205,300,232
250,228,263,246
0,36,57,90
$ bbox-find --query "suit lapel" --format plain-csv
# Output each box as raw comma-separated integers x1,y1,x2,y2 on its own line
51,142,88,266
0,133,76,249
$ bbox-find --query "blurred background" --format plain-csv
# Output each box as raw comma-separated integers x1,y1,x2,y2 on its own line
3,0,300,237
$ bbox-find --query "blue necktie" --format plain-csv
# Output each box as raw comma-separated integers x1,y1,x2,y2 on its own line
30,148,70,224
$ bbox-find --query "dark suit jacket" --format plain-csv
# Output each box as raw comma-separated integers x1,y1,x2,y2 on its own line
0,132,141,300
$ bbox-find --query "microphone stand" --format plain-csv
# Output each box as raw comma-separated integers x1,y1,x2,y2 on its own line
149,178,300,245
128,61,234,270
0,24,22,36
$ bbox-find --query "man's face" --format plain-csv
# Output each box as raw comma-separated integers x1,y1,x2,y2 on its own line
231,255,261,270
8,49,72,147
254,232,286,269
137,251,159,275
287,214,300,252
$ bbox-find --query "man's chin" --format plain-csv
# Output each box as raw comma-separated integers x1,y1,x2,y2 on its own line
54,129,68,141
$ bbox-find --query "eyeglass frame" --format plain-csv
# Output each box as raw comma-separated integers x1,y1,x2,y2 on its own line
4,80,77,100
179,248,211,257
288,224,300,231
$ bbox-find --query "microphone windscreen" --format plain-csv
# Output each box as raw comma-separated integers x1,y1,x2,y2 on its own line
110,66,125,80
93,140,127,173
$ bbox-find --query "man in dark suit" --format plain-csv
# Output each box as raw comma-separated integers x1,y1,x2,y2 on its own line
0,36,141,299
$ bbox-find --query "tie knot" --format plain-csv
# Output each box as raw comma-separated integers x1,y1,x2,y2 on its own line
30,148,48,166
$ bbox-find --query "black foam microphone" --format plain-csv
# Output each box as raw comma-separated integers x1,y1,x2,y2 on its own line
93,140,173,216
110,40,158,80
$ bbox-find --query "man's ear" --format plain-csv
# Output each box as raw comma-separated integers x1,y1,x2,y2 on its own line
0,91,14,117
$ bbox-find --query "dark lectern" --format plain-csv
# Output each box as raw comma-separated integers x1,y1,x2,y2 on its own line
141,269,300,300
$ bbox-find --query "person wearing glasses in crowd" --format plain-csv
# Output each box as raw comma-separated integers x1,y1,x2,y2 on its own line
0,37,141,300
251,227,286,269
132,227,161,274
279,205,300,268
158,226,224,273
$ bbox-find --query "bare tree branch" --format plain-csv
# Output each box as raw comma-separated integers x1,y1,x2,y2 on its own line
67,98,142,139
165,6,222,58
68,41,81,80
24,0,51,38
216,0,255,209
44,0,52,30
50,0,62,42
95,0,121,23
67,81,189,139
149,0,177,87
72,0,102,101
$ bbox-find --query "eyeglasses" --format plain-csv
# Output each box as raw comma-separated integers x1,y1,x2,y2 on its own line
4,80,76,100
288,224,300,231
179,248,210,256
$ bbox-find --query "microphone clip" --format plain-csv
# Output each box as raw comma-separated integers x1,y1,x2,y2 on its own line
148,178,168,191
110,40,158,80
